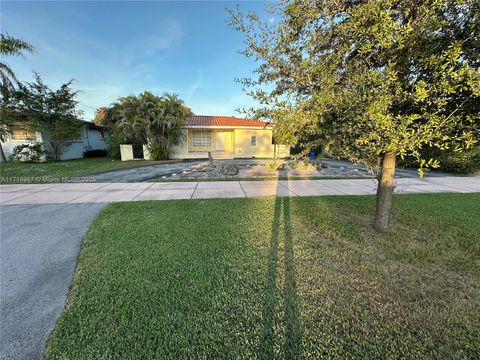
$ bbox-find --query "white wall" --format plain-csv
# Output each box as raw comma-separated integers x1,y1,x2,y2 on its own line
1,127,108,161
1,132,43,160
60,128,107,160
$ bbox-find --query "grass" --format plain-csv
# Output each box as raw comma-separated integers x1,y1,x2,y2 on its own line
45,194,480,359
0,158,179,184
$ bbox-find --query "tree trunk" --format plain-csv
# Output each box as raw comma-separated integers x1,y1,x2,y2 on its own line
374,151,396,233
0,144,7,163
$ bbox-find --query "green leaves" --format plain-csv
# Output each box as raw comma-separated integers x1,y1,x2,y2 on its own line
112,91,192,160
5,73,82,160
229,0,480,172
0,34,34,94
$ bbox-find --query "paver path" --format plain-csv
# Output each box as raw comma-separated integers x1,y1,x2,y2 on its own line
1,177,478,205
0,203,106,360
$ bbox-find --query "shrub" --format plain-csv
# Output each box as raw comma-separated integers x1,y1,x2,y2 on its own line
437,148,480,175
266,160,284,171
83,149,108,158
290,159,316,171
105,133,123,159
148,143,169,160
105,133,143,159
398,147,480,175
9,142,47,162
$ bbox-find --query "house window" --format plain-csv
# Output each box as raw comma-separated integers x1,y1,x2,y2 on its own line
192,130,211,147
10,125,36,140
251,136,256,146
99,131,105,140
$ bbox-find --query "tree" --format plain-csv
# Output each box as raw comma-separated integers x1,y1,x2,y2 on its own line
11,73,83,160
0,34,34,162
93,102,142,159
92,106,108,125
229,0,480,232
115,91,191,160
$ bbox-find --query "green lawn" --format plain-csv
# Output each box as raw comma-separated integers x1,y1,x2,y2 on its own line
0,158,178,184
45,194,480,359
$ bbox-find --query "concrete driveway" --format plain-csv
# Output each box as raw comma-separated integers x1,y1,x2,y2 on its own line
0,203,106,360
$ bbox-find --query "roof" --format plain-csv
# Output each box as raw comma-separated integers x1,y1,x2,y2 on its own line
185,115,272,128
6,110,106,131
78,120,105,131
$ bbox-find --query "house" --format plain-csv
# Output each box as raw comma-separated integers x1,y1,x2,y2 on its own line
1,119,108,161
170,115,290,159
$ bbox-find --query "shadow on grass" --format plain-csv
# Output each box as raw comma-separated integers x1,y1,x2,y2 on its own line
260,180,302,359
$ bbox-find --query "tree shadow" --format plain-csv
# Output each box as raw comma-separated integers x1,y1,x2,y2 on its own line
259,180,302,359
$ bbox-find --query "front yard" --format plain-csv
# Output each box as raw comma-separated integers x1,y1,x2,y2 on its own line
0,158,177,184
44,193,479,359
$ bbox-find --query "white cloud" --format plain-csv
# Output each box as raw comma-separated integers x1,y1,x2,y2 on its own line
184,70,203,101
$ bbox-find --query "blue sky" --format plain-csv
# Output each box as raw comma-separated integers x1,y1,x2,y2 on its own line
2,1,273,120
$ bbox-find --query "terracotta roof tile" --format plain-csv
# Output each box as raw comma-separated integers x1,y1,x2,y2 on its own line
185,115,271,128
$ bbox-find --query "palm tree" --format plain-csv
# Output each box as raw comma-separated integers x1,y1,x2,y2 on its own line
117,92,191,160
0,34,34,162
0,34,34,91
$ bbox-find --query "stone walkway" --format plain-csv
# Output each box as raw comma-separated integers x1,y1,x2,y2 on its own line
1,177,478,205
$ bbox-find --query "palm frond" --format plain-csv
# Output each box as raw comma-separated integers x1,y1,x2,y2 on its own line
0,61,19,88
0,34,34,57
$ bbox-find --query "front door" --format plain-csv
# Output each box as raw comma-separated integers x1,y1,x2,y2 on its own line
215,131,232,152
215,132,225,151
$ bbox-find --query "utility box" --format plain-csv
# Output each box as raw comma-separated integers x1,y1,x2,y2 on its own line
120,144,134,161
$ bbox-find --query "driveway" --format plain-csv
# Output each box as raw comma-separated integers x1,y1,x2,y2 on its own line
80,158,455,183
0,203,106,360
91,160,205,182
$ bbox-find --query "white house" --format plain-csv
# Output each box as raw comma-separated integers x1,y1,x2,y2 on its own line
1,120,108,160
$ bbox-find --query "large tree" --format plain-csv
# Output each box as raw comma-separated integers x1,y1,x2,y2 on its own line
0,34,34,162
11,73,83,160
115,91,192,160
229,0,480,232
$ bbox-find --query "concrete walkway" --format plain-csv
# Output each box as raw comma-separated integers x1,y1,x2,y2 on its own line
1,177,478,205
0,203,106,360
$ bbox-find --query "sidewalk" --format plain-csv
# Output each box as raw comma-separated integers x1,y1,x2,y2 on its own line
1,177,478,205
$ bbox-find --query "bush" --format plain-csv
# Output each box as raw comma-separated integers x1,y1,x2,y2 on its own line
290,159,316,171
105,133,123,159
437,148,480,175
83,149,108,158
105,133,143,159
148,143,169,160
266,160,285,171
9,142,47,162
398,147,480,175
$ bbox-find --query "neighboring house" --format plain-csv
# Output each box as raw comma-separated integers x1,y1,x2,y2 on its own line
170,115,290,159
1,119,108,160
